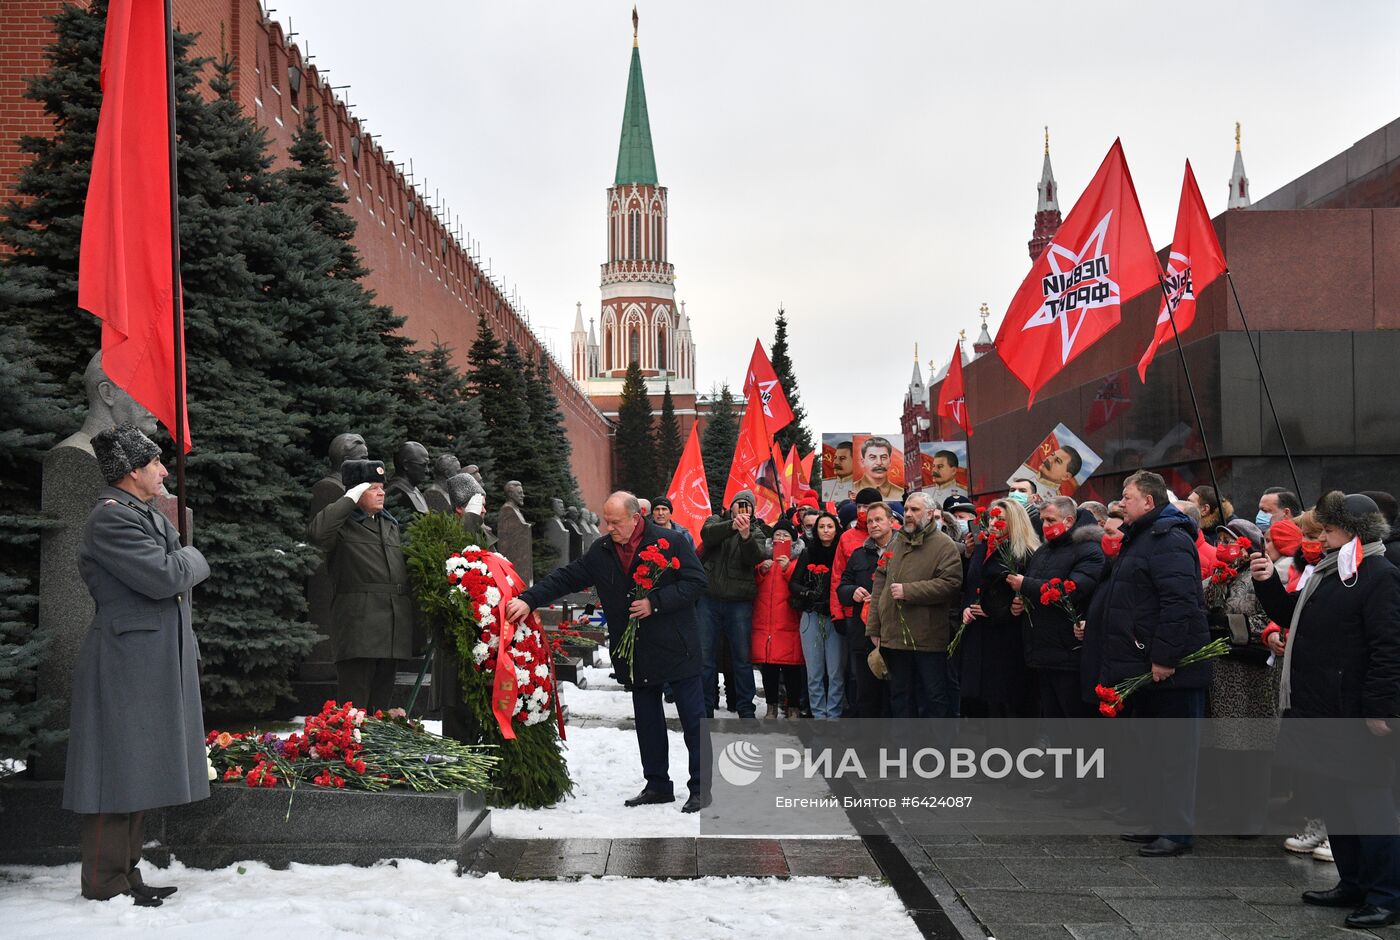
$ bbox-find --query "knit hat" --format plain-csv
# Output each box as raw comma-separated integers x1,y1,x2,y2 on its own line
445,471,484,510
1268,517,1303,557
341,459,386,487
772,518,797,538
651,496,673,512
92,424,161,484
730,489,756,511
854,487,882,506
1223,518,1264,551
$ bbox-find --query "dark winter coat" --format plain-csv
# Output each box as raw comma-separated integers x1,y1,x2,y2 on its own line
954,537,1033,705
838,535,897,627
1254,551,1400,781
307,496,415,662
789,543,837,616
752,558,803,665
63,486,212,814
1020,510,1108,671
520,521,707,687
1090,504,1212,690
699,514,766,601
1383,530,1400,571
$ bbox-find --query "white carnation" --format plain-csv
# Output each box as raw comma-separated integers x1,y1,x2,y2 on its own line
515,667,531,687
485,586,502,606
471,642,489,665
534,664,549,679
463,545,482,553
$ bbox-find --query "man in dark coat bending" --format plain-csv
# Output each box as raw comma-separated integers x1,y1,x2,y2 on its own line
507,491,713,811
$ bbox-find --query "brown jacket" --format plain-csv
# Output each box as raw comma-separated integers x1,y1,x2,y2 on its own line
867,524,963,652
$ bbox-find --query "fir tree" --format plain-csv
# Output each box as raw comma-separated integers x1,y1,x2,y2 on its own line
466,316,531,509
0,266,69,768
770,307,814,455
524,352,580,569
405,339,494,482
702,384,738,513
614,360,658,497
0,0,108,403
655,380,682,487
260,100,411,481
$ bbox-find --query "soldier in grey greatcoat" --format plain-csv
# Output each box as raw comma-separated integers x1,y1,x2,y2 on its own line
63,425,210,907
308,459,414,711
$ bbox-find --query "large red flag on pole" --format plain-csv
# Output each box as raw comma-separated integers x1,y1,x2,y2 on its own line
936,339,973,436
723,391,780,522
1136,160,1227,382
79,0,189,453
995,139,1159,404
665,425,712,543
743,340,794,434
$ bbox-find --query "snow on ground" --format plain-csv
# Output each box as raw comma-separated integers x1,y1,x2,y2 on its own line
493,725,699,837
0,860,918,939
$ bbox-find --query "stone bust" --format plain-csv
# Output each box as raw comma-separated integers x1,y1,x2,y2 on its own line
385,441,430,517
550,497,565,519
505,479,525,509
464,464,484,486
565,506,582,528
424,453,460,514
55,351,159,456
310,432,367,519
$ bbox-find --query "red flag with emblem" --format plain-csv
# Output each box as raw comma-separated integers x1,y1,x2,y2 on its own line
1136,160,1227,382
665,425,711,543
1084,369,1134,434
78,0,190,451
995,139,1159,404
723,392,780,522
743,340,794,434
936,338,972,436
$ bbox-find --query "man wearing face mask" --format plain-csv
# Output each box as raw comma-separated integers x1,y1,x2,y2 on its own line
831,488,886,642
1008,478,1043,537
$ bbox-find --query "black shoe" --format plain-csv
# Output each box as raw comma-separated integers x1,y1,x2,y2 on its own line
1345,905,1400,928
130,882,178,900
1120,832,1158,844
117,890,162,908
681,792,713,814
1301,886,1366,908
1138,837,1192,858
623,788,675,807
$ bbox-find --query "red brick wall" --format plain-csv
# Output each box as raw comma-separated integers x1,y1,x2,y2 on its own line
0,0,615,509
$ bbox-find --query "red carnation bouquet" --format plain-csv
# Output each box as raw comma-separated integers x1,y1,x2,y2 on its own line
1038,577,1080,621
1205,537,1251,608
1093,638,1231,716
982,506,1022,574
614,538,682,666
807,564,832,642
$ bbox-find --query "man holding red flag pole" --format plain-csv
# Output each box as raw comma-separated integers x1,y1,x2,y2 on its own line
66,0,198,908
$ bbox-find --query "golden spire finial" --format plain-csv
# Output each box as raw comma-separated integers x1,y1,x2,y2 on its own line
632,6,639,46
959,328,967,342
1044,126,1050,156
979,302,990,321
929,358,936,375
1235,121,1241,152
914,342,919,362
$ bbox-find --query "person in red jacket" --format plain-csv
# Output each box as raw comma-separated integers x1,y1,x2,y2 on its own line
830,488,883,626
1174,499,1217,578
754,519,805,719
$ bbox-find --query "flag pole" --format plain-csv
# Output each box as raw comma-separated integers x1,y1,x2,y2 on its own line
1156,276,1223,504
163,0,188,544
1224,271,1302,500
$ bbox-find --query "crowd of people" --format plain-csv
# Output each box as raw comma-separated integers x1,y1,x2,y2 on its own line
640,471,1400,929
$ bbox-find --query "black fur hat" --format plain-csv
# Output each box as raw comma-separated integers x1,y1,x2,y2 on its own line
1314,490,1390,543
92,424,161,484
340,459,386,488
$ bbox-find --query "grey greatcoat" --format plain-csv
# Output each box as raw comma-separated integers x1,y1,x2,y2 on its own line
307,496,414,661
63,486,211,814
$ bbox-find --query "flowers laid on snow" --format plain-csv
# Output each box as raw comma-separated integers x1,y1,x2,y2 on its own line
448,545,557,727
614,539,681,666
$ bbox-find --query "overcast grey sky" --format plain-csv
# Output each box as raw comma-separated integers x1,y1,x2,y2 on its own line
271,0,1400,432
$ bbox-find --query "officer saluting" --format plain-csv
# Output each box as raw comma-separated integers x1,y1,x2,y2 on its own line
63,425,211,908
308,459,414,712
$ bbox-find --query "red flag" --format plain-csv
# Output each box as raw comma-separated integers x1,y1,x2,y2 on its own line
743,340,794,434
772,442,793,503
665,425,711,543
936,339,972,436
788,445,816,504
1136,161,1227,382
723,392,779,522
995,139,1159,404
800,451,815,488
78,0,189,450
1084,370,1134,434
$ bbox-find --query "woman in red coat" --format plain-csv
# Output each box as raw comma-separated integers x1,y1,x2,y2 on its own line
753,521,805,719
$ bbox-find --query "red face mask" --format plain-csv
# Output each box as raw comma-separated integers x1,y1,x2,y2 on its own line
1216,542,1245,564
856,507,868,526
1301,540,1324,564
1101,535,1122,558
1042,521,1069,542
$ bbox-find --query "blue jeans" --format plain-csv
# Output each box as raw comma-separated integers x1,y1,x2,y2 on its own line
799,611,845,719
698,597,756,718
